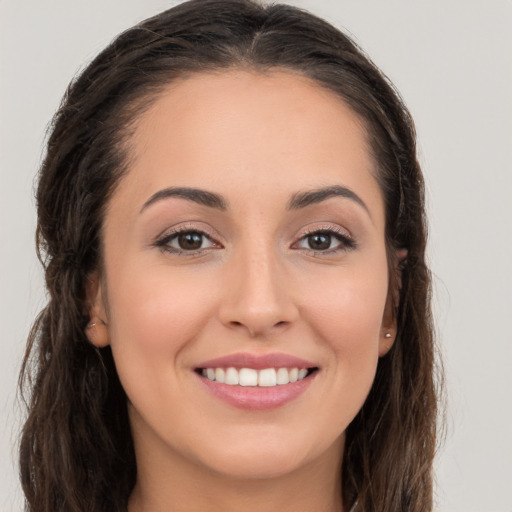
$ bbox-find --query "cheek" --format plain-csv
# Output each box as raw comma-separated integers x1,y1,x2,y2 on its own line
287,260,389,449
106,264,217,374
317,284,385,344
303,263,388,338
299,259,389,382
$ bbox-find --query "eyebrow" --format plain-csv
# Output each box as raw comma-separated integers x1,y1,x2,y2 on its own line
140,184,370,217
140,187,228,213
287,185,370,214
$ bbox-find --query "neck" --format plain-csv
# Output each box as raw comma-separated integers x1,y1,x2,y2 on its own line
128,433,344,512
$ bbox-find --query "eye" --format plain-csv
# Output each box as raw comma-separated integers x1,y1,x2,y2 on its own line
156,229,218,253
294,229,355,253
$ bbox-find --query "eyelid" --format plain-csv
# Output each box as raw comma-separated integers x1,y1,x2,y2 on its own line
154,223,223,253
292,223,356,253
299,223,352,238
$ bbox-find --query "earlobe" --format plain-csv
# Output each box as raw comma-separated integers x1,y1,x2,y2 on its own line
379,248,407,357
85,319,110,348
379,330,394,357
379,295,396,357
84,272,110,348
379,284,397,357
396,248,408,264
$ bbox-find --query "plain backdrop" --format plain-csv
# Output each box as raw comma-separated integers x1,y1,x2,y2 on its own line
1,1,511,511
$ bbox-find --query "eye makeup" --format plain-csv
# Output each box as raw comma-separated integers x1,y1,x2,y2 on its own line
292,225,357,255
152,222,357,258
153,223,223,256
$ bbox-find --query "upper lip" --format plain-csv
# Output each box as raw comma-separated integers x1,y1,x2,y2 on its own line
195,352,317,370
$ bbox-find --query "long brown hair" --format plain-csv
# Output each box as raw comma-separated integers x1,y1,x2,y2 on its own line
19,1,440,510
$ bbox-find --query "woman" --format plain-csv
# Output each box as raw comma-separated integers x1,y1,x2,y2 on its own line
19,0,439,510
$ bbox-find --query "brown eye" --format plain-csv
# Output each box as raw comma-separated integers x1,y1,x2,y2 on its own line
177,232,203,250
157,230,217,253
307,233,332,250
294,228,355,253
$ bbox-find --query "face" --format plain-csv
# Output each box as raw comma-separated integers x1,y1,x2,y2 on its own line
87,70,394,482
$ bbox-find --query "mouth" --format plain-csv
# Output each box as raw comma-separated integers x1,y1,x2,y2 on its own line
193,353,319,410
194,366,318,387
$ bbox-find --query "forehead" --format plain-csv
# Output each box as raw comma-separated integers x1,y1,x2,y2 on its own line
113,69,383,222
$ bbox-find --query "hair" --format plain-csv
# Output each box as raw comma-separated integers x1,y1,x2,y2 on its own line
19,1,440,511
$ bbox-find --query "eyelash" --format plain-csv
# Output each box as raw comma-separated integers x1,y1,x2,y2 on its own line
294,226,356,254
154,226,356,255
154,226,220,255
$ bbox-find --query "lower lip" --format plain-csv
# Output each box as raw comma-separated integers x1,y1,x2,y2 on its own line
196,372,316,410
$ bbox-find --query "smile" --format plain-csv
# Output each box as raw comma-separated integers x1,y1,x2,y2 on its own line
199,367,313,387
194,353,319,409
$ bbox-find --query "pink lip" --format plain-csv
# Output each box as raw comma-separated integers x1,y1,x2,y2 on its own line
197,374,316,410
195,352,317,370
194,352,319,410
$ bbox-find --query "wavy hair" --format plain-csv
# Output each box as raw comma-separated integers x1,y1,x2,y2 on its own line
19,1,440,510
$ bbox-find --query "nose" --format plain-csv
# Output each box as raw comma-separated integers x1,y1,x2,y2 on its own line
218,246,299,338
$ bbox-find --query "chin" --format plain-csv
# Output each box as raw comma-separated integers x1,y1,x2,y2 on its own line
190,428,342,481
202,448,309,480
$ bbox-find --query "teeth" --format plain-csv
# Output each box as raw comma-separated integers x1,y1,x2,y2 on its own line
201,367,312,387
276,367,290,385
258,368,276,387
215,368,225,384
239,368,258,386
225,367,239,385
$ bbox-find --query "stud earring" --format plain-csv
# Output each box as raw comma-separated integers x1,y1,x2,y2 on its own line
85,319,110,348
385,333,392,338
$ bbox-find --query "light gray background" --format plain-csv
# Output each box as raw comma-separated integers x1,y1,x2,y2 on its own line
1,1,511,511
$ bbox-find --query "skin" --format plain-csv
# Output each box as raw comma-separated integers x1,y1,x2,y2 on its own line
86,69,396,512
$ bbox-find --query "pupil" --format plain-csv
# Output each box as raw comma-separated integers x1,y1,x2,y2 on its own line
179,232,202,250
308,234,331,250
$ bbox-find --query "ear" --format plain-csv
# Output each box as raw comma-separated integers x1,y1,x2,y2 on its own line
84,271,110,348
379,248,408,357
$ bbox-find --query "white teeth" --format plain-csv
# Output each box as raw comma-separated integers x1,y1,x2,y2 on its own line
201,366,312,387
225,367,239,385
239,368,258,386
258,368,277,387
298,368,308,380
215,368,225,384
276,367,290,385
